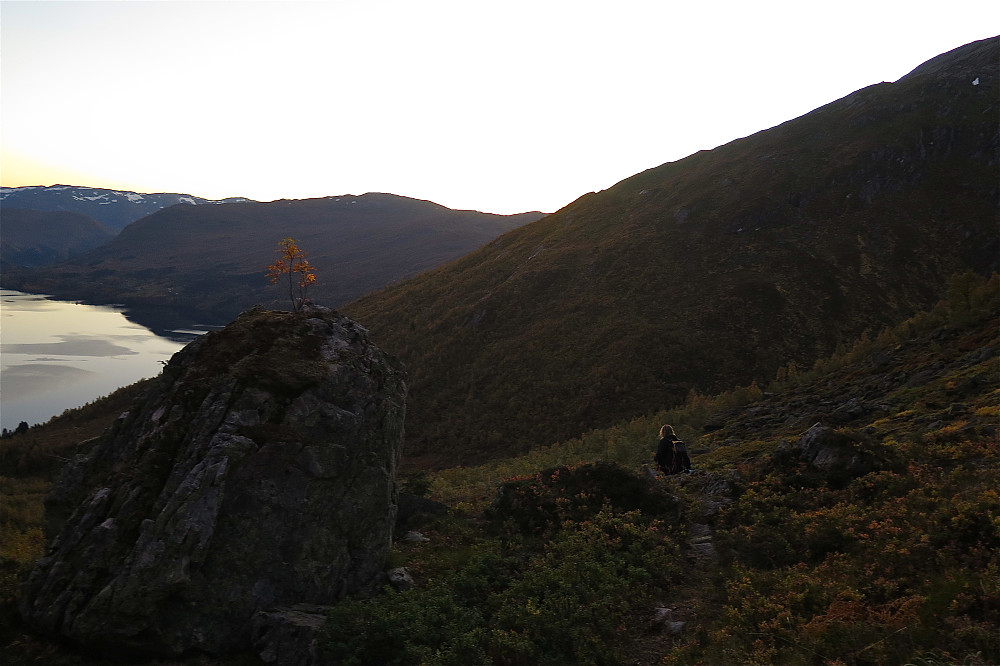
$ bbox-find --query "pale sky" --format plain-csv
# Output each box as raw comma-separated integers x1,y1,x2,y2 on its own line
1,1,996,215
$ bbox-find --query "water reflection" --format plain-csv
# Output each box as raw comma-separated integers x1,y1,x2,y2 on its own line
4,335,139,356
0,290,209,430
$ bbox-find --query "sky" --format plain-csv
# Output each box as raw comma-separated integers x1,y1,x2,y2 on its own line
1,1,996,215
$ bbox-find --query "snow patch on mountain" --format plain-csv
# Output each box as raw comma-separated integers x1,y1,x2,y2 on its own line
1,185,44,199
1,185,255,233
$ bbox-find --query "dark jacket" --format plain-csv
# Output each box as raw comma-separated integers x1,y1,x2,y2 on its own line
655,437,674,469
673,440,692,471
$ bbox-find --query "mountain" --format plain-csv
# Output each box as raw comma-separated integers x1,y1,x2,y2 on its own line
341,37,999,466
4,274,995,664
0,185,251,233
321,281,999,664
0,209,114,267
1,193,545,331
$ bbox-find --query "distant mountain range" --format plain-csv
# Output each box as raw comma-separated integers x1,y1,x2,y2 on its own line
341,36,999,466
1,193,545,332
0,185,253,269
1,209,115,267
0,185,251,232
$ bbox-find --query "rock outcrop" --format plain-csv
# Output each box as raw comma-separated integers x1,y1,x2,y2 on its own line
797,422,874,476
19,306,406,658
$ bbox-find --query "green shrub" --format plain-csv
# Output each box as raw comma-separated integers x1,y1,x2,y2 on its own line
320,505,683,665
486,462,681,537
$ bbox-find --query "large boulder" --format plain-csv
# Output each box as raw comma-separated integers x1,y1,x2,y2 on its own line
19,306,406,658
797,422,874,476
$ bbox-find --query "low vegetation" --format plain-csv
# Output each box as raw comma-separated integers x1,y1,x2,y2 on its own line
333,273,998,665
2,274,997,665
324,463,686,665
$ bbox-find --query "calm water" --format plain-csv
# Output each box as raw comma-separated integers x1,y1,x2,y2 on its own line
0,290,213,431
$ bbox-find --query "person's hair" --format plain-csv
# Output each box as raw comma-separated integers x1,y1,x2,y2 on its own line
659,424,675,438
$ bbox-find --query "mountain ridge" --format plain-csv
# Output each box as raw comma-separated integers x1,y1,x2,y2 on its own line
1,192,546,332
342,36,999,466
0,184,253,233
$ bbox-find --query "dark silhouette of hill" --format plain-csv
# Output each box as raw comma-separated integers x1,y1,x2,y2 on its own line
342,37,999,466
0,209,114,267
1,193,544,330
0,185,250,233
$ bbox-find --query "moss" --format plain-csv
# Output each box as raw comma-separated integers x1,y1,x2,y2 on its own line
183,309,330,396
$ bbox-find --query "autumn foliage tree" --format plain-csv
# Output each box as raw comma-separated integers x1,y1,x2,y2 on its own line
265,238,316,312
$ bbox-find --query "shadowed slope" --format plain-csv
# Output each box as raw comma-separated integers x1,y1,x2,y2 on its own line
0,209,114,267
344,37,999,465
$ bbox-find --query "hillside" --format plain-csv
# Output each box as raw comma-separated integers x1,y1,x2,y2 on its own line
0,185,251,233
3,274,995,665
326,273,999,666
343,36,999,465
1,193,544,330
0,209,114,267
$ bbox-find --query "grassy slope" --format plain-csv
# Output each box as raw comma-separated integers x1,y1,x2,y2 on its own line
344,37,999,466
4,274,995,665
328,273,998,665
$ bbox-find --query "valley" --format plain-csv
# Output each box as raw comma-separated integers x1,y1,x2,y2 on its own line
0,35,997,666
1,193,544,326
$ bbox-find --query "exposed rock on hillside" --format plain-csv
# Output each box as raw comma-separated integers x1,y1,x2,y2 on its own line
19,306,406,658
796,422,874,476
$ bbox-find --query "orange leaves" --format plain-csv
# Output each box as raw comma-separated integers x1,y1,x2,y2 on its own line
265,259,288,283
265,237,317,312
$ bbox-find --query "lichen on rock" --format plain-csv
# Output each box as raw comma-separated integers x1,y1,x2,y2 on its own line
20,305,406,658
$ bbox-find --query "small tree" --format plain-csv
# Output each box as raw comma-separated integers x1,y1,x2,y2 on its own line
266,238,316,312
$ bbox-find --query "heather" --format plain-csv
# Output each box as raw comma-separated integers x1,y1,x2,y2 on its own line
317,272,999,665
